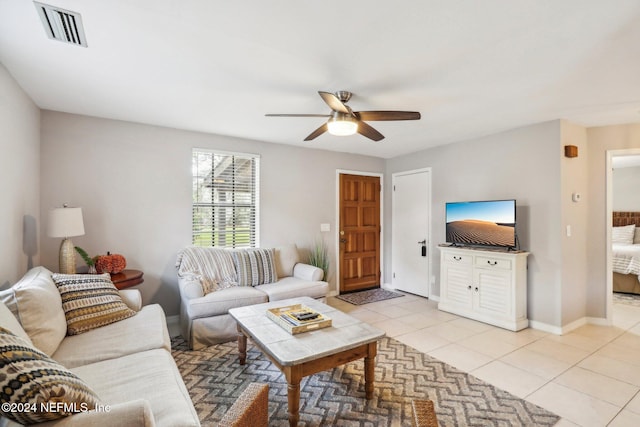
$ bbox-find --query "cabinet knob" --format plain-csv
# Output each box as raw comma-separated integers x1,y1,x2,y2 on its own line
467,285,472,290
475,287,479,292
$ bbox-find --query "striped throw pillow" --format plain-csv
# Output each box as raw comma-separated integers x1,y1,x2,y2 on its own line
51,273,137,335
0,326,100,424
233,248,278,286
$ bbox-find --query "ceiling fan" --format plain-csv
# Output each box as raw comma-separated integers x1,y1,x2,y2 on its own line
265,91,421,141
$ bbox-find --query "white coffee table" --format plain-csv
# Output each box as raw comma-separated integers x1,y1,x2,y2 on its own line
228,296,385,427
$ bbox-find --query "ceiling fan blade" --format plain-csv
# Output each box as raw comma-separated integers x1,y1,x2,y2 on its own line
265,113,331,117
318,91,350,114
357,121,384,141
354,111,421,121
304,123,328,141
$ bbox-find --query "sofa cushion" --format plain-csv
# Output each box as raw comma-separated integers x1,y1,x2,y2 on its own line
72,349,200,427
53,304,171,369
52,273,137,335
274,244,300,278
0,266,67,356
0,301,32,346
187,287,268,319
176,246,238,294
0,327,100,424
255,277,329,301
232,248,277,286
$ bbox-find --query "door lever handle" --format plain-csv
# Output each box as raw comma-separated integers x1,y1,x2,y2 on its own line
340,238,347,243
418,240,426,245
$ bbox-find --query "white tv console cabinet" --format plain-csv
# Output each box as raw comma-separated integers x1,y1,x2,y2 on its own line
438,245,530,331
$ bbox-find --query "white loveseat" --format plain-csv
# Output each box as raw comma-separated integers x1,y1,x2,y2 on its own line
177,244,329,349
0,266,199,427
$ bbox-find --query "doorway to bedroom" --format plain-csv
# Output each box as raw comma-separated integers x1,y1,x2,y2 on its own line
607,150,640,321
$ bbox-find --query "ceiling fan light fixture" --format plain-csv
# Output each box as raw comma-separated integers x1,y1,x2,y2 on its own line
327,115,358,136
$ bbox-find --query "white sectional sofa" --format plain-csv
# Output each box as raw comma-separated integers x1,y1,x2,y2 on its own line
177,244,329,349
0,266,199,427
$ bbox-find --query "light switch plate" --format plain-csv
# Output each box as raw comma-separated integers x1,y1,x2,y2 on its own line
320,223,330,232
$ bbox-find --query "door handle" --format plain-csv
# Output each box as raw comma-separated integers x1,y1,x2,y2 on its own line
340,238,347,243
418,240,426,245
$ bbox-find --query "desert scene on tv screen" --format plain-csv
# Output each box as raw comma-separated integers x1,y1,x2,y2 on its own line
446,201,515,247
446,219,515,247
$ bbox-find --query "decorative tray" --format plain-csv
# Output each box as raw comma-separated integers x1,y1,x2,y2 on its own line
266,304,332,335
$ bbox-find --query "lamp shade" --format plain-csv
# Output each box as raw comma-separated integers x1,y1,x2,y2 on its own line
47,207,85,238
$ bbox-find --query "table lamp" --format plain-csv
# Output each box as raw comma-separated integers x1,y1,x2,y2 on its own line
47,205,85,274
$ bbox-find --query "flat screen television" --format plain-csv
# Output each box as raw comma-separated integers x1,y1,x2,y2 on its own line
445,199,517,249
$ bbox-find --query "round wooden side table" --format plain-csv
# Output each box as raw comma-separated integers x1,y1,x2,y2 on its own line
110,269,144,290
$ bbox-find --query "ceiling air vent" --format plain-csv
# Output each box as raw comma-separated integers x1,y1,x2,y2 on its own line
34,2,87,47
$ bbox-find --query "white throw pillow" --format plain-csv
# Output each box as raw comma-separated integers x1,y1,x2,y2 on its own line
274,244,300,278
4,266,67,356
612,224,636,245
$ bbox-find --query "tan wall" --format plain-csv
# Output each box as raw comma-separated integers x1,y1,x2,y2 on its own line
613,166,640,211
385,120,564,328
39,111,384,315
0,64,40,287
559,120,589,325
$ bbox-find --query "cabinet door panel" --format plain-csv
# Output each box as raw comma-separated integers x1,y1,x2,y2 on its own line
443,265,473,309
474,269,511,317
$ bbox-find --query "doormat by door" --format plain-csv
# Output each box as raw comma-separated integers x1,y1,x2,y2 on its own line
336,288,404,305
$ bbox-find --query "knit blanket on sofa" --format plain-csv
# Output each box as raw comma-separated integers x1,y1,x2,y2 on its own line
176,246,238,293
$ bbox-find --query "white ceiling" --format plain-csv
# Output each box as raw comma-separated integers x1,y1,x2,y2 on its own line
1,1,640,159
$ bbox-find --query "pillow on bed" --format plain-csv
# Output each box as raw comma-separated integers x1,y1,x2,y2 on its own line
634,227,640,244
612,224,636,245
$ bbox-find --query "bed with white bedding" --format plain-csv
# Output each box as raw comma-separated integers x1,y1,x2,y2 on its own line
612,212,640,295
612,243,640,275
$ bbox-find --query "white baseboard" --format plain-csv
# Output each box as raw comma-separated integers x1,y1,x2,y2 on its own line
529,316,609,335
586,316,611,327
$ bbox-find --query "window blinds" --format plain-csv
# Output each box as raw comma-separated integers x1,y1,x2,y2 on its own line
192,149,260,248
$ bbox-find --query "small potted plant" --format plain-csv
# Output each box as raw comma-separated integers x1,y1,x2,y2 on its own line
74,246,97,274
308,239,330,281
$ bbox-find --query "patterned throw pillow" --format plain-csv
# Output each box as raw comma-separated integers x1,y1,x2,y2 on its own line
0,326,100,424
232,248,278,286
51,273,137,335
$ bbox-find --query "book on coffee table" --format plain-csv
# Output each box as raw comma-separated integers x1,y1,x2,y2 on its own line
266,303,332,335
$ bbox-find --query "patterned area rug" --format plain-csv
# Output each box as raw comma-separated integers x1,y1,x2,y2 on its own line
614,292,640,308
171,336,560,426
336,288,405,305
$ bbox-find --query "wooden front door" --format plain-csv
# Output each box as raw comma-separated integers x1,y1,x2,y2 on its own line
339,174,381,293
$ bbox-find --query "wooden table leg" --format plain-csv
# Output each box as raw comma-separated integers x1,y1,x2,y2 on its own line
237,326,247,366
284,365,302,426
364,342,377,399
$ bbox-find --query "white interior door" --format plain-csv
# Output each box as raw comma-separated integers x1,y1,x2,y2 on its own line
392,169,431,297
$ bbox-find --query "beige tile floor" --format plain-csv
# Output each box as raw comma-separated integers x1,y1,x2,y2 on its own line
327,293,640,427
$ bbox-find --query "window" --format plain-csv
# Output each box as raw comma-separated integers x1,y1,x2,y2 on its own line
192,149,260,248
